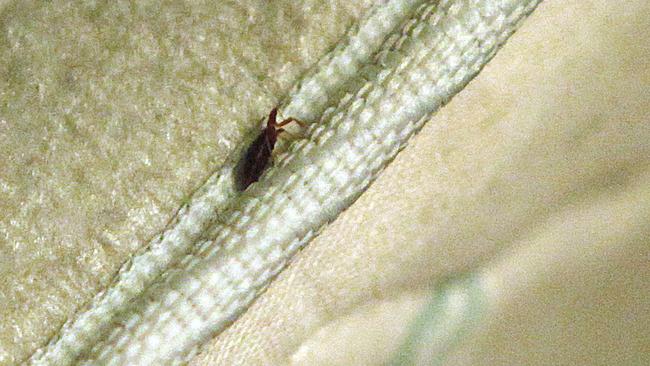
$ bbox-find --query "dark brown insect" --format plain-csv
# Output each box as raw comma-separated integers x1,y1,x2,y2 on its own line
236,107,304,191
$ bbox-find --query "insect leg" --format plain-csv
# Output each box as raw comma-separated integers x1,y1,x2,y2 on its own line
275,117,306,128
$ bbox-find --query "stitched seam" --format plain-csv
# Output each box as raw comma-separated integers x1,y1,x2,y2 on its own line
27,0,542,364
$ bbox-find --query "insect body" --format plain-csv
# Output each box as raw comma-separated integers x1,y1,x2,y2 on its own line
236,108,303,191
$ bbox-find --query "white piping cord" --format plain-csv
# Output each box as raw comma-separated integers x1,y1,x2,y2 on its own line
282,0,428,122
29,0,541,364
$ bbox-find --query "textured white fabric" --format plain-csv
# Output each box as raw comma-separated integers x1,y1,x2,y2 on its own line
7,1,366,365
23,1,414,364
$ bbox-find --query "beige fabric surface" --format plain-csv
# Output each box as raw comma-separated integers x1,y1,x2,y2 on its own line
0,1,372,364
190,0,650,364
1,0,648,365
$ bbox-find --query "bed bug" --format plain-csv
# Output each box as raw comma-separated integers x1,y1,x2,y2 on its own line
236,107,304,191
